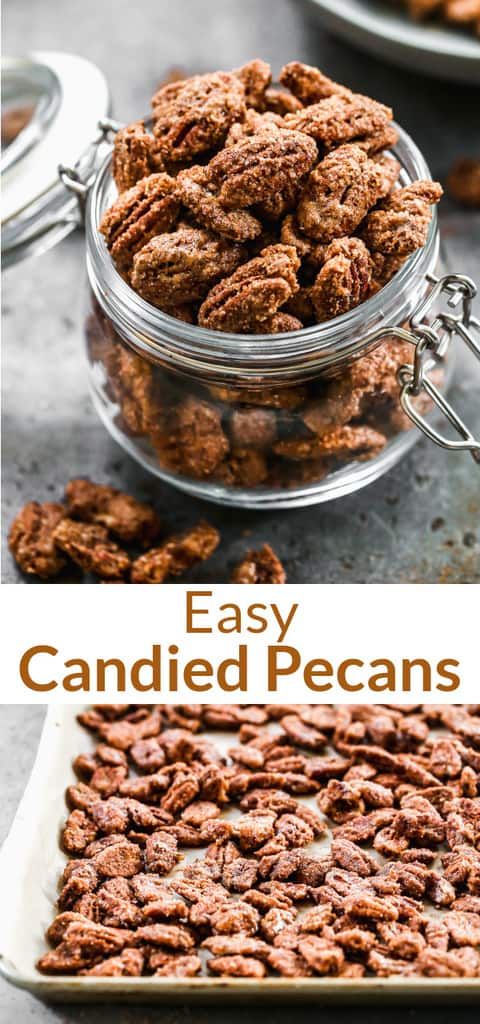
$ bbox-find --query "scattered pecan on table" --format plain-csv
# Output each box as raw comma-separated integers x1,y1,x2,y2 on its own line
37,704,480,978
8,479,286,583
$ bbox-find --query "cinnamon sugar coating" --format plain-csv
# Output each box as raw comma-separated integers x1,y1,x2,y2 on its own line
177,166,263,241
131,521,220,583
279,62,350,104
207,130,318,210
131,226,244,306
362,181,443,257
100,173,180,273
8,502,67,579
285,93,397,155
52,519,131,580
297,145,400,242
310,238,373,321
198,244,300,333
151,72,246,162
231,544,287,583
112,122,164,194
65,480,161,546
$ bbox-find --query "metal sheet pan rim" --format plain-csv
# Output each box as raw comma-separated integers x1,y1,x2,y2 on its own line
1,706,480,1003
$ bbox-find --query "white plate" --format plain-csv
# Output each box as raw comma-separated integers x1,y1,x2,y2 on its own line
1,706,480,1003
303,0,480,84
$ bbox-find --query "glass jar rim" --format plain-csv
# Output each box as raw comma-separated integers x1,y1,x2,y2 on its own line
86,121,439,381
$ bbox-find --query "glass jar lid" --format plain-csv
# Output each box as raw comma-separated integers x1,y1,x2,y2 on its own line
1,51,110,267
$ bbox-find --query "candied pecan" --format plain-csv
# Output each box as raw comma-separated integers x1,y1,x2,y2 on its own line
297,935,344,975
112,122,164,193
279,62,349,104
231,543,286,584
310,237,373,321
177,165,262,241
281,715,327,752
162,769,200,815
202,935,271,958
131,520,220,583
80,948,144,977
151,71,246,162
274,425,386,462
234,59,272,109
100,173,179,273
447,158,480,208
9,502,67,579
234,812,277,852
344,893,398,922
59,862,99,909
229,407,277,450
62,810,97,855
210,901,260,936
263,87,302,116
65,479,160,545
297,145,399,242
171,397,229,479
208,954,266,978
134,922,195,950
285,93,396,154
151,952,202,976
144,831,180,875
331,838,379,877
362,181,443,257
207,131,317,210
131,225,244,307
199,244,300,333
52,518,130,580
94,838,143,878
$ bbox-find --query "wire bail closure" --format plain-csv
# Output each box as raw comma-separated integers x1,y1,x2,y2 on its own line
396,273,480,464
57,118,123,224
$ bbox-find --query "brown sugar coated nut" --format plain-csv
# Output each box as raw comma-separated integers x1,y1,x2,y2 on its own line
198,244,300,332
131,521,220,583
231,543,287,583
8,502,67,579
111,122,165,194
131,226,245,307
65,480,161,546
38,704,480,977
151,71,246,162
99,173,180,274
52,519,131,581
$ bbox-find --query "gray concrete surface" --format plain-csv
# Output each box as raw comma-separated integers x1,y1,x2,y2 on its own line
1,705,479,1023
2,0,480,584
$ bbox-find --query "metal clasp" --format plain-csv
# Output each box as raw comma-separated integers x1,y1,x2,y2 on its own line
57,117,124,223
397,273,480,464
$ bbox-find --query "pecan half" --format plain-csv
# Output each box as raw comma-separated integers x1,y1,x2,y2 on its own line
151,72,246,162
447,158,480,208
231,544,286,584
131,226,244,306
65,480,160,545
362,181,443,257
285,93,397,154
9,502,67,579
207,130,318,210
177,165,262,241
112,122,164,193
52,519,131,580
274,425,386,462
279,62,349,104
131,521,220,584
310,238,373,321
198,244,300,333
297,145,400,242
100,173,180,273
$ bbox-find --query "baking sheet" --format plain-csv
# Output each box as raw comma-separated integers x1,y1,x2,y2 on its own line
1,706,479,1003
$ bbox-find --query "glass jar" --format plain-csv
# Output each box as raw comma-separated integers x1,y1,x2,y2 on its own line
4,56,478,508
85,121,479,509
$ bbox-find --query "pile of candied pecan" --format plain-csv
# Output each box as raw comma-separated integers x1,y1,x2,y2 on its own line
396,0,480,34
38,704,480,979
101,60,442,332
8,479,285,583
89,60,445,489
